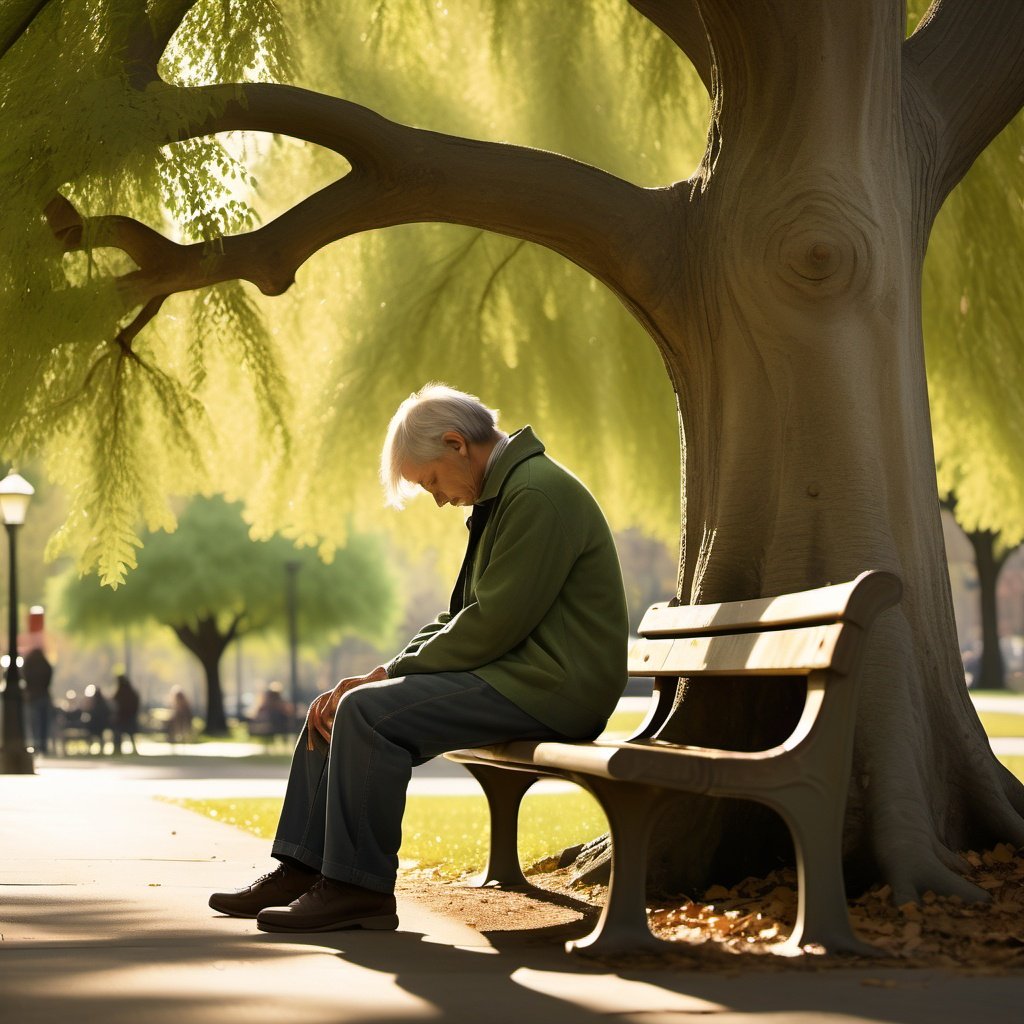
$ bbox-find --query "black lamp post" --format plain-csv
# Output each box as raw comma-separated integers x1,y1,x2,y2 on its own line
1,470,34,775
285,560,301,728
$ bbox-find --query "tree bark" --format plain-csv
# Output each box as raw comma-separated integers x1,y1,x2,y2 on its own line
966,530,1014,691
603,0,1024,903
172,617,236,736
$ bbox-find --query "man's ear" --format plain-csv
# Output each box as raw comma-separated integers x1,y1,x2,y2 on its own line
441,431,469,456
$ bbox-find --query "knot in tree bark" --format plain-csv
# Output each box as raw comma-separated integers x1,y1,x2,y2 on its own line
759,183,881,305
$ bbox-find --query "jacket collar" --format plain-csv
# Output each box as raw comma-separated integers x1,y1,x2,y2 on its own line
476,426,544,504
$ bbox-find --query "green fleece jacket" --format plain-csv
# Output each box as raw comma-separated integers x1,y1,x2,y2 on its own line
385,427,629,739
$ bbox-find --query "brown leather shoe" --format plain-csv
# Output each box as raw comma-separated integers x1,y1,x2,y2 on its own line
209,862,319,918
255,876,398,933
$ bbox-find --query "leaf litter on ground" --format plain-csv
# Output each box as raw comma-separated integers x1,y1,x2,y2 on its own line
408,843,1024,972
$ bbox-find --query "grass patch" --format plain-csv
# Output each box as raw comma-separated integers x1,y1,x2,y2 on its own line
599,709,645,739
977,712,1024,737
178,796,283,838
173,789,608,878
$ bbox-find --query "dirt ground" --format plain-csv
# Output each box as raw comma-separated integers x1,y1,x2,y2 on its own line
397,844,1024,973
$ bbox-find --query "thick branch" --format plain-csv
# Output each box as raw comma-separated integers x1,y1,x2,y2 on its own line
0,0,52,61
124,0,199,86
184,83,667,296
149,0,199,54
46,195,179,346
57,82,677,335
628,0,713,93
903,0,1024,218
47,195,176,268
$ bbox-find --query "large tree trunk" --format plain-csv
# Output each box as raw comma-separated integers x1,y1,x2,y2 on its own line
606,0,1024,904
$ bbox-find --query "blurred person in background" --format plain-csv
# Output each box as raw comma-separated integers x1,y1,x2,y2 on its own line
167,685,194,743
111,674,141,754
23,647,53,755
81,683,111,754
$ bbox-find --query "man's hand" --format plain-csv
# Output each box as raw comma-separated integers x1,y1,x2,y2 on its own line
306,666,389,749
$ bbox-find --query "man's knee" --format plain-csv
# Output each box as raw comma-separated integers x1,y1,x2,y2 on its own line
334,684,386,735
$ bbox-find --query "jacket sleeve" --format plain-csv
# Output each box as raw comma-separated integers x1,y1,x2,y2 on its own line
386,487,578,677
390,613,452,664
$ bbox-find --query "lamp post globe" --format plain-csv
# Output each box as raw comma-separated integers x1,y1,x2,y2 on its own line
1,469,35,775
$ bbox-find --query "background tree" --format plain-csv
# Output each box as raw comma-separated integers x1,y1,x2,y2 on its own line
2,1,1024,904
53,496,398,734
925,96,1024,695
941,492,1023,692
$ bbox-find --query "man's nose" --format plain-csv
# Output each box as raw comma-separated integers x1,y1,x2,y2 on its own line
433,493,447,507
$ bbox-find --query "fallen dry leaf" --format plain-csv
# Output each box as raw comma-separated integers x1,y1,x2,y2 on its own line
641,843,1024,970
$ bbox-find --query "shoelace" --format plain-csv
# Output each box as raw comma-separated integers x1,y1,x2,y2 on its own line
303,876,335,904
251,865,286,888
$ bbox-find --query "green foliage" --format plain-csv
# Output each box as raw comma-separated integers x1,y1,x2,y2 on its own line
1,0,1022,577
0,0,696,578
925,117,1024,548
0,0,292,579
52,494,399,647
905,0,1024,547
233,0,702,556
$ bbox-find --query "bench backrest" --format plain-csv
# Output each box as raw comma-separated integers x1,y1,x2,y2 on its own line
625,570,902,742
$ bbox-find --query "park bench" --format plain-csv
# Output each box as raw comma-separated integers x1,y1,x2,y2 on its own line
447,569,902,957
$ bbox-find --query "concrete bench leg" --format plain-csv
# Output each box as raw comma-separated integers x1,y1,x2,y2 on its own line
775,798,881,957
567,780,675,955
463,763,539,888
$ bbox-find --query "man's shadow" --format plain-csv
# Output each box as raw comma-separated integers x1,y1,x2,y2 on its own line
252,887,736,1022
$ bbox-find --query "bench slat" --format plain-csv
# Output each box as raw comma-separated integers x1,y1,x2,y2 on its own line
637,569,901,637
628,622,859,677
450,739,794,788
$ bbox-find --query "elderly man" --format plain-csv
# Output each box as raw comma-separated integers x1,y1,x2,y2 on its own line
209,383,628,933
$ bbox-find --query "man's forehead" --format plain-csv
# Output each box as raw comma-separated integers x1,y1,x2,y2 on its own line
400,458,433,483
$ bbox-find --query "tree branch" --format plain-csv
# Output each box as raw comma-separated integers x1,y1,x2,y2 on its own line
53,82,675,334
628,0,713,93
149,0,199,55
225,610,246,644
0,0,53,62
123,0,200,87
187,83,663,290
903,0,1024,218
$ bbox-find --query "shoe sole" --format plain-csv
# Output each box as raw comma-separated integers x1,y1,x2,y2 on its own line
256,913,400,934
209,896,310,919
208,896,260,919
209,886,317,919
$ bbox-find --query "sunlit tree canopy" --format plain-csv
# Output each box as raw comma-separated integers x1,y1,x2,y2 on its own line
51,494,398,646
0,0,1020,584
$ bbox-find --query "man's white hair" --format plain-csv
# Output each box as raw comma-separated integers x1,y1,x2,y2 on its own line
380,382,500,508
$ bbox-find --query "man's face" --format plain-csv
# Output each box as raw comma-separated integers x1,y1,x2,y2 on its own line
401,439,483,508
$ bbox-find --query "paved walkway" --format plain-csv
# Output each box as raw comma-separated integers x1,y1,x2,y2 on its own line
2,762,1023,1023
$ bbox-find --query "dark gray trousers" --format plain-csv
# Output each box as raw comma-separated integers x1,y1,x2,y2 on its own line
271,671,562,893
